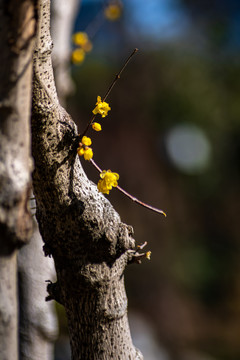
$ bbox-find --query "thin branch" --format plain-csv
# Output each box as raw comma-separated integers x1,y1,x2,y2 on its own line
90,158,166,217
90,158,102,172
80,48,138,137
80,114,96,138
137,241,147,250
102,48,138,102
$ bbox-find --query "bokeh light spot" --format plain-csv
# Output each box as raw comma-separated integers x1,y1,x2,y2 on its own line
165,124,211,174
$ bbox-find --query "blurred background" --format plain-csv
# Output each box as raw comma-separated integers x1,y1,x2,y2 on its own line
54,0,240,359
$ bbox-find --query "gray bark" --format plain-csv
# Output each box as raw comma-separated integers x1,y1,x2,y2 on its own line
0,253,18,360
18,208,58,360
0,1,37,359
0,0,34,254
18,1,81,356
51,0,81,106
31,0,143,359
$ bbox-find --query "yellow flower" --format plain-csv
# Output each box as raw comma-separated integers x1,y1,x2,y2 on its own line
104,4,122,21
72,32,88,47
145,251,151,260
71,48,85,64
97,179,109,194
97,170,119,194
77,147,85,156
92,96,111,118
72,32,92,52
83,148,93,160
77,137,93,161
92,122,102,131
81,136,92,146
77,145,93,160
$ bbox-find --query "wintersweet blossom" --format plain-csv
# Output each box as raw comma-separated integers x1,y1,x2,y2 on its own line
77,147,85,156
72,32,92,52
83,148,93,160
72,32,88,46
77,145,93,161
92,96,111,118
97,170,119,194
145,251,151,260
77,136,93,160
104,4,122,21
92,122,102,131
81,136,92,146
71,48,85,64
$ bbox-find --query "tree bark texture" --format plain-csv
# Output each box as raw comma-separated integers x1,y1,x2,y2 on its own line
31,0,143,359
0,1,37,359
18,208,58,360
0,0,36,254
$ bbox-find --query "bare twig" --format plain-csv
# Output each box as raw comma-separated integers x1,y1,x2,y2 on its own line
102,48,138,102
137,242,147,250
90,158,166,217
80,48,138,137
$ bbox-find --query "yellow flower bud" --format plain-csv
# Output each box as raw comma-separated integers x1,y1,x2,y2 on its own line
104,4,122,21
92,122,102,131
81,136,92,146
72,32,89,46
145,251,151,260
71,48,85,64
77,146,85,156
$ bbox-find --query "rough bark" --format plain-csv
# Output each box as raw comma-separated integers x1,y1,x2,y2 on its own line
0,1,37,359
0,0,35,254
31,0,143,359
18,1,80,356
18,207,58,360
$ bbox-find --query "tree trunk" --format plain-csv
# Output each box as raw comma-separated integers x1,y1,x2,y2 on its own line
18,208,58,360
31,0,143,359
0,253,18,360
0,0,34,253
0,1,37,359
51,0,81,106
